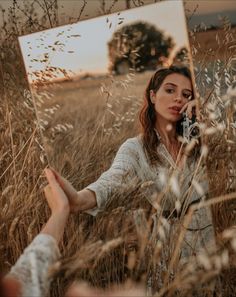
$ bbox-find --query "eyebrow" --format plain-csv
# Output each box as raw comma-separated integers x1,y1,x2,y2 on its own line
164,82,192,93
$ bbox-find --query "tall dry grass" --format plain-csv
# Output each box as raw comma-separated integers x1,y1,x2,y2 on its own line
189,16,236,295
0,1,236,296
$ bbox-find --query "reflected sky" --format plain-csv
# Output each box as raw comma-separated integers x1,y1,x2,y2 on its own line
19,1,188,83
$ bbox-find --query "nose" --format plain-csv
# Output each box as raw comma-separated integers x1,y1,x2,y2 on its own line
173,92,182,103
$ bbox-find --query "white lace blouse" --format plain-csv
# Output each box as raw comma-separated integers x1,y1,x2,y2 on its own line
86,136,215,261
7,234,60,297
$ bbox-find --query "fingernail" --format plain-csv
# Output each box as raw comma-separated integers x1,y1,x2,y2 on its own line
45,168,52,176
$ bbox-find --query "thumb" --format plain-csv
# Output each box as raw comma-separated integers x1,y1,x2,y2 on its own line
179,103,188,114
49,167,67,188
43,184,52,198
44,168,69,201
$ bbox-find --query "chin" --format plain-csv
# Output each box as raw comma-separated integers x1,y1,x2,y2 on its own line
167,116,182,123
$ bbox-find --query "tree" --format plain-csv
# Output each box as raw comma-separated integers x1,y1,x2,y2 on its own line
172,46,189,64
107,21,174,74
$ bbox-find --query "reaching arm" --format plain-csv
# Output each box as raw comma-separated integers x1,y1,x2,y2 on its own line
4,168,71,297
51,138,141,215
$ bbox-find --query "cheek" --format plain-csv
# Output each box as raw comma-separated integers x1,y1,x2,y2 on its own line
154,95,169,111
154,101,167,117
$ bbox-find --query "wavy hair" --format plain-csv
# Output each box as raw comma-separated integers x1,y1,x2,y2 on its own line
139,65,194,165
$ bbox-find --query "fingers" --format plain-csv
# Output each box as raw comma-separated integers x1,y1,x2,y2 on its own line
44,168,65,198
49,167,66,188
179,100,196,119
48,167,61,182
45,168,59,188
187,104,193,119
43,184,51,197
179,102,188,114
49,167,59,178
43,169,70,213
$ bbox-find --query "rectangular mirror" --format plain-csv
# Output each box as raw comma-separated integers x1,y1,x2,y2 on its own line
17,1,222,293
18,0,193,175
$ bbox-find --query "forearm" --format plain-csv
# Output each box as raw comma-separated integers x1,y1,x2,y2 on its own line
75,189,97,211
41,208,69,243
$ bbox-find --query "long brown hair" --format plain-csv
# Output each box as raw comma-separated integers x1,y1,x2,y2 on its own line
139,65,194,165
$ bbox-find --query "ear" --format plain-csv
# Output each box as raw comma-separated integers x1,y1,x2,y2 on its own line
150,90,155,104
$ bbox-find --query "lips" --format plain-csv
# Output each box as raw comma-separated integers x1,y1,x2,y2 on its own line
168,106,182,114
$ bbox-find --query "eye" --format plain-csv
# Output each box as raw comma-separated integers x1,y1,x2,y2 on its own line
165,88,175,94
183,91,193,100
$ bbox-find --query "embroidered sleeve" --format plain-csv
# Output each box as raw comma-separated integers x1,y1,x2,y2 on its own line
7,234,60,297
85,138,141,216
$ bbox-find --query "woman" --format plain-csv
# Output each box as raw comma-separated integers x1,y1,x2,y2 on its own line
51,65,215,266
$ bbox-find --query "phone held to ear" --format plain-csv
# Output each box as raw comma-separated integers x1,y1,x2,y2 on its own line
182,112,200,142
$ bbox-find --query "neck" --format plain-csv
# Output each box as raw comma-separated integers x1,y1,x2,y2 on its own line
155,119,183,163
155,118,177,147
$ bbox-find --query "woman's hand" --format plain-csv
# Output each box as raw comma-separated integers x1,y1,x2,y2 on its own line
44,168,70,215
48,168,80,212
179,99,197,119
41,168,70,242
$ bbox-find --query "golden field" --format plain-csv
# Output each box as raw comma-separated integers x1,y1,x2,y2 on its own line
1,1,236,296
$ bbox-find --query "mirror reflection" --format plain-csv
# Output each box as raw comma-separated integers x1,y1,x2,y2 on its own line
18,1,191,170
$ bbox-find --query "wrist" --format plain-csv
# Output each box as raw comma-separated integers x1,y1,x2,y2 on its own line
75,189,97,212
71,192,81,212
51,205,70,217
41,209,69,244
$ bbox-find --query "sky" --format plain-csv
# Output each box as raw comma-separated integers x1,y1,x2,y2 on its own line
1,1,236,25
34,0,236,21
184,0,236,15
19,0,189,83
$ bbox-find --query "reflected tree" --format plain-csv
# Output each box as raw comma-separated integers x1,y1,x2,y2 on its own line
172,46,189,64
108,21,174,74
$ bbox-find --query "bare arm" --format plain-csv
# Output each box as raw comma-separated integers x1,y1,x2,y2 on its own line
40,212,69,244
50,138,140,215
75,189,97,211
4,168,71,297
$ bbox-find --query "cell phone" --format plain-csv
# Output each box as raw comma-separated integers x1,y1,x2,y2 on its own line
182,112,199,142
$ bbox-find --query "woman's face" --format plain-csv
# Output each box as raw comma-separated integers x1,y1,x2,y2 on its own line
150,73,193,123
